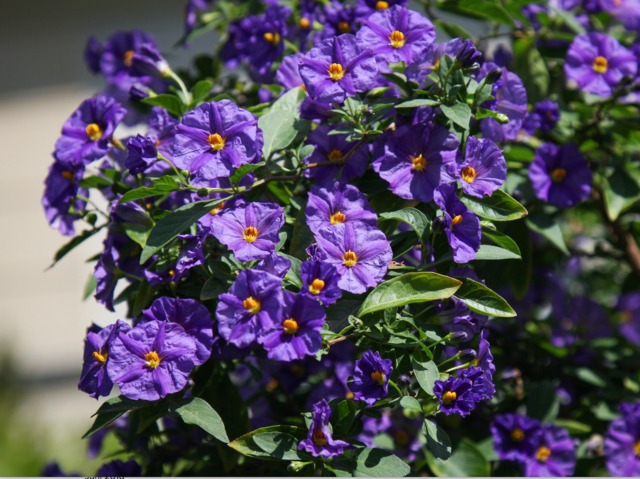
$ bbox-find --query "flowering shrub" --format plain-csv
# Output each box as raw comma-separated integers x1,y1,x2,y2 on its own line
43,0,640,476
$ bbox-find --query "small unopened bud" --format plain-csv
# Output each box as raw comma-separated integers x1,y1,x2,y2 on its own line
447,331,469,344
180,169,191,178
495,113,509,124
196,188,210,198
287,462,309,474
433,216,445,231
86,212,98,226
485,67,503,84
459,349,477,363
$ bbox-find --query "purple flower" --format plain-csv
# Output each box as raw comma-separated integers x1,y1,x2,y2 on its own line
173,100,264,181
617,292,640,346
78,321,131,399
321,3,357,39
523,100,560,134
472,329,496,398
375,123,459,202
491,413,543,462
351,350,392,405
478,63,528,142
604,401,640,476
98,30,160,90
433,376,476,416
445,38,483,68
96,460,141,477
601,0,640,32
303,125,370,184
107,320,197,401
315,222,392,294
126,134,157,174
254,253,292,279
42,161,87,236
184,0,213,36
216,269,283,348
434,184,481,264
54,95,126,166
139,297,213,366
523,425,576,477
528,143,592,208
458,366,490,401
276,53,305,90
455,136,506,198
262,291,325,361
306,181,378,236
356,6,435,67
299,34,378,104
300,260,343,305
210,201,284,262
355,0,408,19
564,33,637,97
130,43,170,77
299,399,349,458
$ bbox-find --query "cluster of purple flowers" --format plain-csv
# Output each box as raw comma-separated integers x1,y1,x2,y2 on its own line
491,413,577,476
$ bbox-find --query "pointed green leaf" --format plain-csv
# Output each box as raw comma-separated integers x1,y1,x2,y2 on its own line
395,98,440,109
229,162,265,185
119,176,179,203
353,447,410,477
453,277,516,317
440,102,472,129
427,439,490,477
48,226,104,269
475,244,521,261
142,93,186,117
228,425,304,461
600,165,640,221
423,419,452,460
482,228,521,257
412,353,439,395
461,190,528,222
357,273,461,317
82,396,150,438
526,213,569,255
170,397,228,443
379,208,432,240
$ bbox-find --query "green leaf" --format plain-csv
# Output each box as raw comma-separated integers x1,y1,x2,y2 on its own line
228,425,304,461
279,253,303,289
436,0,516,27
379,208,432,241
475,244,521,261
48,226,104,269
461,190,528,222
427,439,490,477
482,228,521,257
575,367,608,388
553,419,591,435
411,351,439,395
353,447,410,477
526,381,559,423
142,94,186,117
453,277,516,317
357,273,461,317
119,176,179,203
601,165,640,221
78,175,113,189
434,19,472,39
440,102,472,130
395,98,440,109
423,419,452,460
191,79,213,104
259,87,308,159
170,397,228,443
141,197,227,263
82,396,150,439
526,213,569,255
330,399,361,437
513,37,549,103
229,162,265,185
400,396,422,414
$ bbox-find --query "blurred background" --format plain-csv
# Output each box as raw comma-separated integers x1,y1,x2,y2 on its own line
0,1,483,475
0,0,213,474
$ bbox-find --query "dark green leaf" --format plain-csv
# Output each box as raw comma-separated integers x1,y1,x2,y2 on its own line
453,276,516,317
575,367,608,387
601,165,640,221
436,0,516,27
400,396,422,414
200,276,227,301
482,228,521,257
78,175,113,189
475,244,521,261
427,439,490,477
526,381,559,423
395,98,440,109
412,351,439,395
423,419,452,460
553,419,591,435
526,213,569,255
279,253,303,289
141,197,227,263
142,94,186,117
440,102,472,130
229,162,265,185
513,37,549,103
358,273,461,317
461,190,528,222
379,208,432,241
83,396,150,438
353,447,410,477
49,226,103,269
330,399,361,437
260,87,308,159
119,176,179,203
170,397,228,442
228,425,304,461
191,79,213,104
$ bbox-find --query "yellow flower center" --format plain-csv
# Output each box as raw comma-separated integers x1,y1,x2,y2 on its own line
451,215,463,228
411,154,427,172
620,310,632,324
551,168,567,183
345,391,355,399
511,428,525,442
634,440,640,457
309,278,326,295
313,429,328,446
92,350,107,364
243,226,259,243
263,32,281,44
210,202,225,216
168,269,175,278
330,211,347,224
443,390,457,404
389,30,406,49
85,123,103,141
461,166,477,184
395,429,410,446
300,17,311,29
343,250,358,267
328,63,345,81
536,446,551,463
243,296,261,314
376,1,389,9
266,378,279,391
207,133,225,151
123,50,135,68
61,171,75,181
592,56,608,74
338,21,351,33
145,351,161,369
328,148,343,161
282,318,299,335
370,370,385,385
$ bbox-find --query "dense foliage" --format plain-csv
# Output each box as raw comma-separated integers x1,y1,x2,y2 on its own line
43,0,640,476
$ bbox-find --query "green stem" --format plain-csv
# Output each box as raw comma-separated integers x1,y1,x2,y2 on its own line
388,379,404,397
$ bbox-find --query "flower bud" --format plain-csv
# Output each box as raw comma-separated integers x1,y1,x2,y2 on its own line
459,349,477,363
484,67,503,84
447,331,469,344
